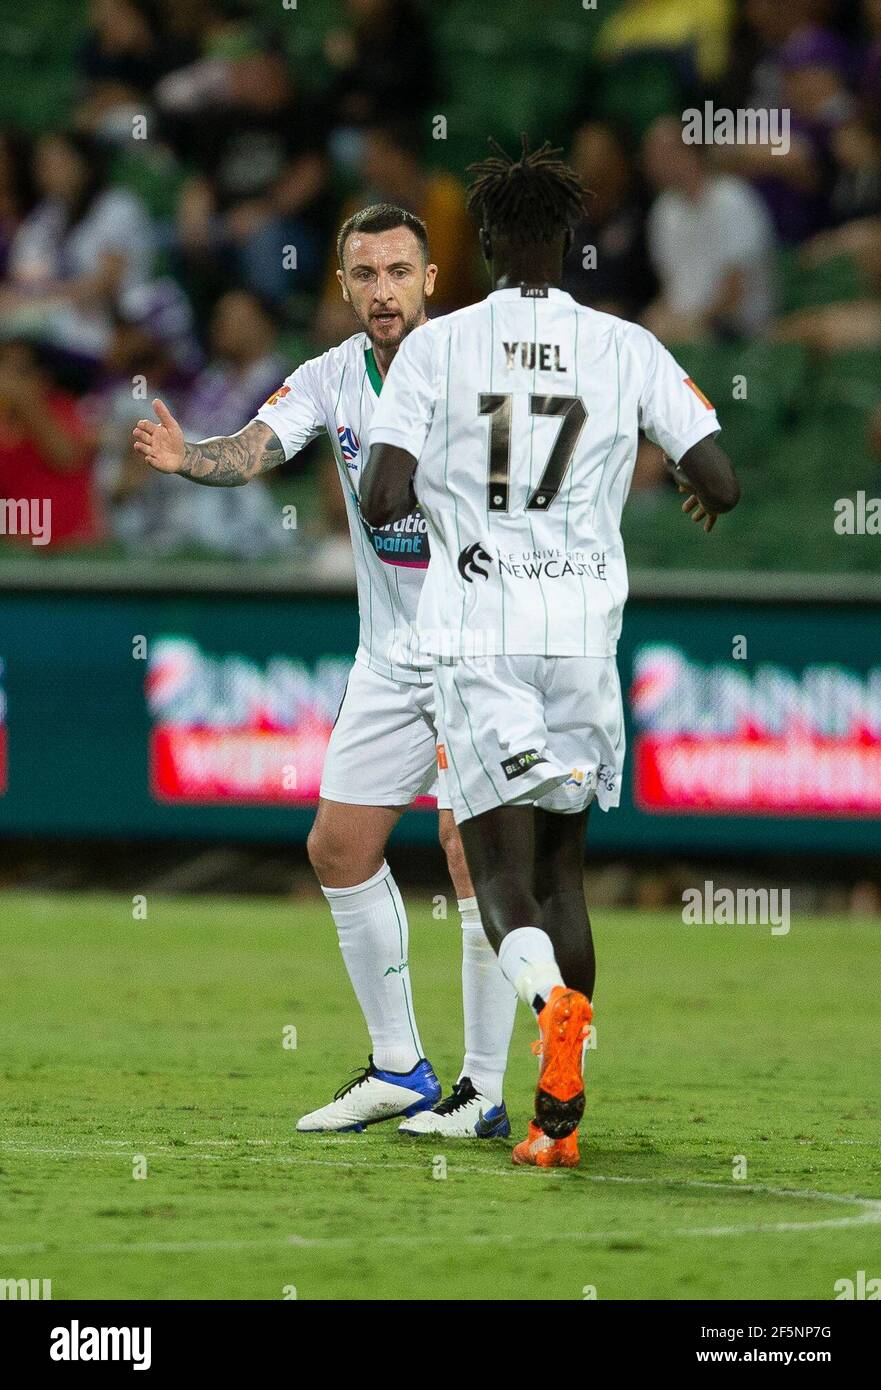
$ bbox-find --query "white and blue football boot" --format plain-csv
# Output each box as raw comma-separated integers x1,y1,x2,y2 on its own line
398,1077,511,1138
296,1055,441,1133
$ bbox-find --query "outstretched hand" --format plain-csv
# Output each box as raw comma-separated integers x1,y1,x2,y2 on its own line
132,399,186,474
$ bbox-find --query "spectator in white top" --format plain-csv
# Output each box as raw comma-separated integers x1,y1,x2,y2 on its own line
1,130,154,371
641,116,776,341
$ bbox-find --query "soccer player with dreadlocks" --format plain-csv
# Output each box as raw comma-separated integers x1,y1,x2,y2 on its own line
362,138,740,1166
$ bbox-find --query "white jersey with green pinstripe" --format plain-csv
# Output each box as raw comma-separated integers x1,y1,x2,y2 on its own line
368,288,720,660
255,332,430,684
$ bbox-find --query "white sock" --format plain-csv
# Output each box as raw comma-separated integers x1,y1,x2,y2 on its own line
497,926,564,1013
321,862,423,1074
458,897,517,1107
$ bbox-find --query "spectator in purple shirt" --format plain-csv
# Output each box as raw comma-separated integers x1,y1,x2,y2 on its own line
717,25,853,242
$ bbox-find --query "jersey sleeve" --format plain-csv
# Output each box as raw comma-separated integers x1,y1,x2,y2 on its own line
253,356,326,460
636,330,720,462
367,323,438,462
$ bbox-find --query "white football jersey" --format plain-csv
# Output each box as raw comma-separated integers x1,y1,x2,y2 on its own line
368,287,720,660
255,332,430,683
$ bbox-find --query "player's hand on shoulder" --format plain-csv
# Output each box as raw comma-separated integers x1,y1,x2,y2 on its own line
132,398,186,474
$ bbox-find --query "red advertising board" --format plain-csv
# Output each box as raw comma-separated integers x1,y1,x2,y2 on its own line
632,645,881,817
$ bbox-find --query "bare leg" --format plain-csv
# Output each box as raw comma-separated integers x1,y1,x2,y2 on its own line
307,798,403,888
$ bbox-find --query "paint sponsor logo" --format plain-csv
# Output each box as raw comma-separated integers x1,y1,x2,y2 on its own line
364,507,431,568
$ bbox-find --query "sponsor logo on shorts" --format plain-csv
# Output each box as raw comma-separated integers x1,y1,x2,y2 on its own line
457,542,492,582
597,764,617,793
436,743,448,770
563,766,616,796
501,748,548,781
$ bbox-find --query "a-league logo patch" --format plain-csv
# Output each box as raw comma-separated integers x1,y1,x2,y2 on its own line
501,748,548,781
436,743,448,770
337,425,361,464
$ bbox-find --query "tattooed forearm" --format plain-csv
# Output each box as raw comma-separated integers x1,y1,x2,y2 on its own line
180,421,286,486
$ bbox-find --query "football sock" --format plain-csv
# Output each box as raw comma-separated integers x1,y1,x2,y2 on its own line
497,926,565,1014
321,861,423,1074
458,896,517,1107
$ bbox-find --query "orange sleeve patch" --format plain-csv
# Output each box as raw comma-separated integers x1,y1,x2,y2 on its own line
436,744,448,771
263,384,291,408
684,377,713,410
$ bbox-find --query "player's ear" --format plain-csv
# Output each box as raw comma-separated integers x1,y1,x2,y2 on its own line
479,227,492,262
424,262,438,298
336,268,349,303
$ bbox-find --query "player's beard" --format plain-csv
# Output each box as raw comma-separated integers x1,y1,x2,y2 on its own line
363,302,423,352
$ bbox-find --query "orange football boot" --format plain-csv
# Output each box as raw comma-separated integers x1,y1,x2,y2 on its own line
512,1120,581,1168
512,1121,550,1165
534,986,592,1140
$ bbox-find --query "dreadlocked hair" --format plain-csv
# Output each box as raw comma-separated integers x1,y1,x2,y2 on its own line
466,135,586,247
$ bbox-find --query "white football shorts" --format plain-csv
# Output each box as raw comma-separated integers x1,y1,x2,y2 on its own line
432,654,625,825
319,657,449,809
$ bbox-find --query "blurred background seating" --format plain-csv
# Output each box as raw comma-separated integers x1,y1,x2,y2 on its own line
0,0,878,574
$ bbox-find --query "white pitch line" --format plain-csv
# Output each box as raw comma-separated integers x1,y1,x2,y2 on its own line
2,1142,881,1249
0,1202,879,1260
3,1141,881,1207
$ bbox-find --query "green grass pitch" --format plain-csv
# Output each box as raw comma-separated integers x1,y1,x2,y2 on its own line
1,891,879,1300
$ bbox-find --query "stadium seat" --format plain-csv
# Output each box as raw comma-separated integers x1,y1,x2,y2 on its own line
590,51,685,140
675,342,808,470
809,349,881,413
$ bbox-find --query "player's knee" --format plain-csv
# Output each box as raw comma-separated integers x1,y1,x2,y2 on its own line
307,822,351,885
479,868,538,941
307,819,385,888
306,823,332,883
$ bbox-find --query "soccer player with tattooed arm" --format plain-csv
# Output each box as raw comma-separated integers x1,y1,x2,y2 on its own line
133,204,519,1140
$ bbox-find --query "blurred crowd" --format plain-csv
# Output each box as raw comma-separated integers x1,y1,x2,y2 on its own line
0,0,879,557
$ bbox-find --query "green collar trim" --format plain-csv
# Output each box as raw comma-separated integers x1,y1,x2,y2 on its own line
364,346,383,396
